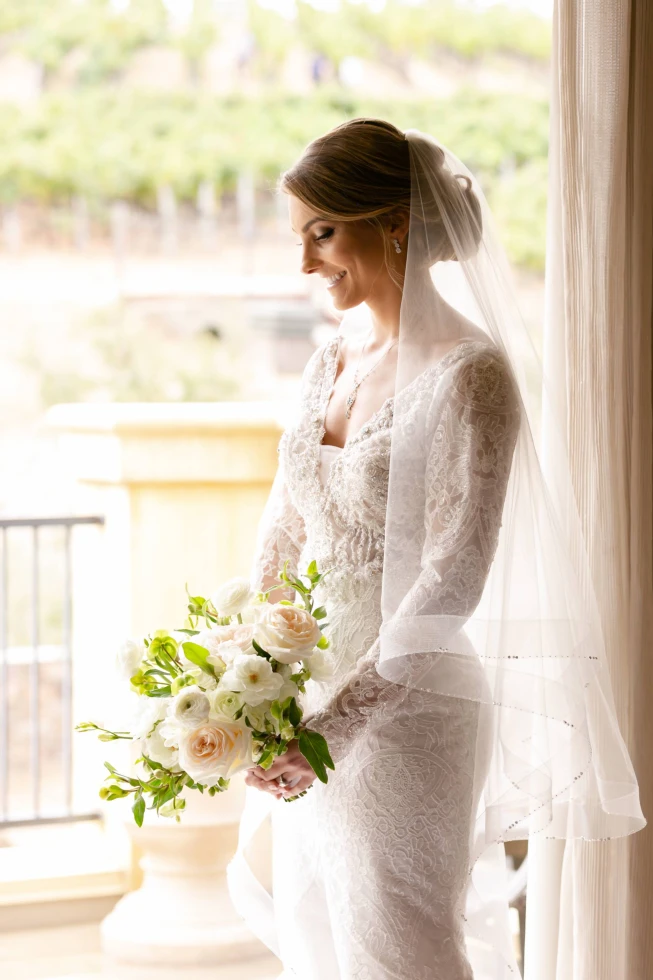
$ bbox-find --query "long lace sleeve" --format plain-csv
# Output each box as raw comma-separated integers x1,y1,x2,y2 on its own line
304,346,521,764
250,450,307,602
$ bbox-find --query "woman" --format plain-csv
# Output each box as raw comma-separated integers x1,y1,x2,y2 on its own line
228,119,645,979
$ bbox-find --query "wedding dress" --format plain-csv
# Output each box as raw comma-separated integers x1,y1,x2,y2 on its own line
228,124,646,979
229,331,518,980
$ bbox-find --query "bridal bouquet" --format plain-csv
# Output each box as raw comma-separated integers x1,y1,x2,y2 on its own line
76,560,334,825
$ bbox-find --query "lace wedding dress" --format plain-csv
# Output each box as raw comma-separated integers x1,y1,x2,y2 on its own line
233,332,521,980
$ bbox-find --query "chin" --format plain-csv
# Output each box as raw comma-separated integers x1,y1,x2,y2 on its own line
332,290,361,312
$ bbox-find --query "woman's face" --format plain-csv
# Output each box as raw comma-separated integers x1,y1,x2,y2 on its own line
288,195,397,310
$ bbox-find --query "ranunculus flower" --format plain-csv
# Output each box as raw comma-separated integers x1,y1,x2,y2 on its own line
116,638,144,680
169,685,211,729
220,653,284,706
209,688,244,721
210,577,255,617
255,605,322,664
243,703,270,732
178,721,252,784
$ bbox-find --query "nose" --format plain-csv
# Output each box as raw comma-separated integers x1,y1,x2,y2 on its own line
300,245,321,276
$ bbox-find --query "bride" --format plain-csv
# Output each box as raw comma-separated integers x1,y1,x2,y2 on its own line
227,119,646,979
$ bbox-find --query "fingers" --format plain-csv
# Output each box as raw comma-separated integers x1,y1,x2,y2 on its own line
245,769,283,797
256,755,294,781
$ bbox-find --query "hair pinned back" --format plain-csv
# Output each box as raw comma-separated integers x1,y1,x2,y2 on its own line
279,117,482,284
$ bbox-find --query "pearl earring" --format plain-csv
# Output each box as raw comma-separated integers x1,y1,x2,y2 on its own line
392,238,402,253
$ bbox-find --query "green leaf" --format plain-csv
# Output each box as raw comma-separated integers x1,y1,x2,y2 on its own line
306,559,318,578
175,628,200,636
252,638,270,660
103,761,118,774
316,634,329,650
286,697,301,728
132,794,145,828
181,641,216,677
297,729,328,783
312,606,327,620
302,728,335,771
147,685,172,697
269,700,282,722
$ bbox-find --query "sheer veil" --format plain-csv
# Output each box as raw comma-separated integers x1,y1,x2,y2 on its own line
365,127,646,973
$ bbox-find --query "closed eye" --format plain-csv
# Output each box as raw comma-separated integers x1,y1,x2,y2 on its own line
295,228,334,246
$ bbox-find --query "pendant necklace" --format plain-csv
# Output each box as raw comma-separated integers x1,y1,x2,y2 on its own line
344,329,398,419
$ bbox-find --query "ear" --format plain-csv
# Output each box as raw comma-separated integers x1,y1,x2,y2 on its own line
386,208,410,244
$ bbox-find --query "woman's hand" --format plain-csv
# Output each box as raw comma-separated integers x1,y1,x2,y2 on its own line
244,738,317,800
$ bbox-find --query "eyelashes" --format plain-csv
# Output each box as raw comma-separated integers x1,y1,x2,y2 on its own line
295,228,334,247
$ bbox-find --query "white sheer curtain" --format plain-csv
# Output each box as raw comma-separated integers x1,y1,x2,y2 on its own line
526,0,653,977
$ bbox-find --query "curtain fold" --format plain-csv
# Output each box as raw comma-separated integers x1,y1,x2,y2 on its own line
527,0,653,977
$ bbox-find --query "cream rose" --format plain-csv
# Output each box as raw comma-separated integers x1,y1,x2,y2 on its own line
178,721,252,784
255,605,322,664
210,577,255,617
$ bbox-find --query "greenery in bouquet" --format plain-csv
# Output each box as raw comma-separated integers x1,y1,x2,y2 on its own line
76,560,335,826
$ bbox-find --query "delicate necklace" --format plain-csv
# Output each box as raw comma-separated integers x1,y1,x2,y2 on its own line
344,329,398,419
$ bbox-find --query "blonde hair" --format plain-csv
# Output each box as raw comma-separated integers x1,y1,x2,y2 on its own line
278,117,482,289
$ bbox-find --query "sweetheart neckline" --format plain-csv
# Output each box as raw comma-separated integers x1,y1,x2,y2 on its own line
317,334,489,453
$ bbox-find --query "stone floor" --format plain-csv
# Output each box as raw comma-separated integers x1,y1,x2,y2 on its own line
0,921,281,980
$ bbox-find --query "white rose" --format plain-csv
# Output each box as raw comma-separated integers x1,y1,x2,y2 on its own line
239,600,266,625
197,671,218,691
116,638,144,680
130,695,171,740
277,679,301,702
210,577,255,617
143,726,179,769
158,716,184,749
209,688,244,721
220,653,284,707
178,721,252,784
169,685,211,729
255,605,322,664
230,623,257,653
305,648,333,682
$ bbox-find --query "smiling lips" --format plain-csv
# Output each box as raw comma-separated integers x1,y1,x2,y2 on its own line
326,270,347,289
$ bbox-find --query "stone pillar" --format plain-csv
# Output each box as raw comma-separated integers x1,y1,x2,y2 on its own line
46,401,283,971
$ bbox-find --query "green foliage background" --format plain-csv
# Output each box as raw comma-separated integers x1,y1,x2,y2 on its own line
0,0,551,270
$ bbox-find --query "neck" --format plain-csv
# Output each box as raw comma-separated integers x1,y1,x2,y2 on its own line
364,268,438,346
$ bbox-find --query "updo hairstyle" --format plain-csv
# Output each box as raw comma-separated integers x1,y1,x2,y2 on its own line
278,117,482,288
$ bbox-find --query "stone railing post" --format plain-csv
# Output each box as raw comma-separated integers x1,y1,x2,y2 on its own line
46,401,283,972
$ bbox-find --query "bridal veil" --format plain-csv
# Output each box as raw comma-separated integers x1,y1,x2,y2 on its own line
368,125,646,974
